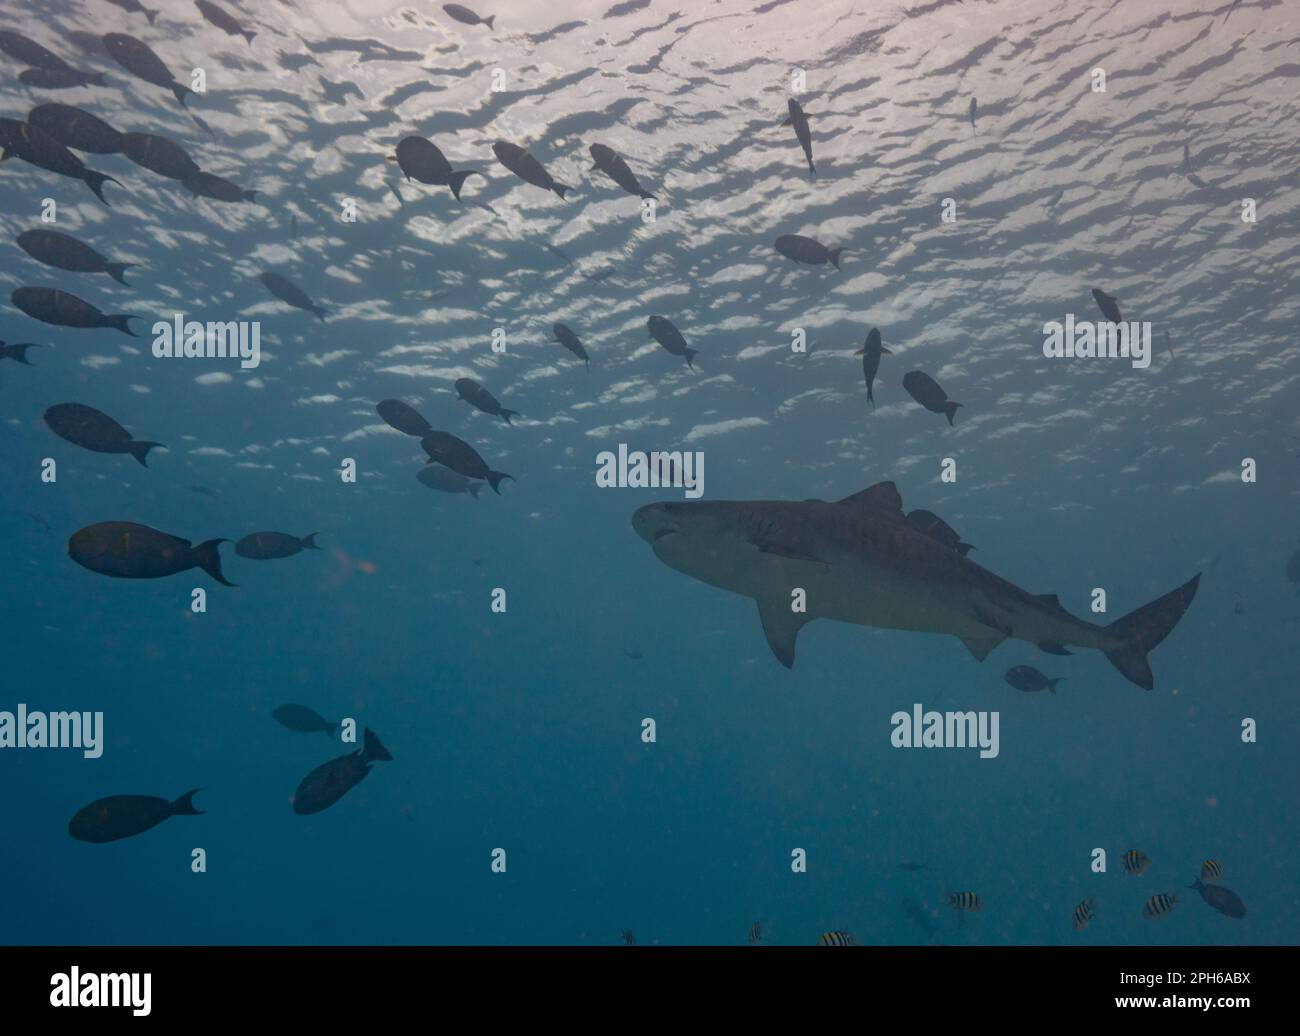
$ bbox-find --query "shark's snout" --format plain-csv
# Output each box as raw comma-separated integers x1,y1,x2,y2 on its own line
633,503,681,545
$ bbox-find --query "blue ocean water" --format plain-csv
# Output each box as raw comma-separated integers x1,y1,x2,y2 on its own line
0,0,1297,947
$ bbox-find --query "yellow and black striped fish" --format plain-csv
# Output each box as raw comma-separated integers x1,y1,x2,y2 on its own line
1201,859,1222,882
818,929,856,946
1122,849,1151,876
1072,896,1097,931
748,920,764,945
947,891,981,912
1143,893,1177,919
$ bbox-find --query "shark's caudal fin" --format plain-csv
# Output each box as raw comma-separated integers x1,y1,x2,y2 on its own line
757,599,810,668
1103,574,1201,689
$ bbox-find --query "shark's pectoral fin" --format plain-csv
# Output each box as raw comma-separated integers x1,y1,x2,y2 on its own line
757,599,810,668
956,628,1006,662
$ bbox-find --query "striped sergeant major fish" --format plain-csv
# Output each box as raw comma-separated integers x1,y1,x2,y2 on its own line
748,920,764,945
1200,859,1223,882
948,892,981,912
817,930,856,946
1121,849,1150,876
1072,896,1097,931
1143,893,1177,919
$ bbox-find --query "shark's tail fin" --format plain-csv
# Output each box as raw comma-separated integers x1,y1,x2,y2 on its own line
1103,574,1201,689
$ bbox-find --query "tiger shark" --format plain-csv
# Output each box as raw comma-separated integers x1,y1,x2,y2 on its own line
631,482,1199,689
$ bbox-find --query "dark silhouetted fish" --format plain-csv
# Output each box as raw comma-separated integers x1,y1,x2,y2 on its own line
1004,665,1065,693
44,403,162,466
28,104,124,154
0,340,39,365
648,315,697,368
444,4,495,29
183,170,257,203
376,398,432,437
235,531,320,560
553,322,590,369
292,728,392,815
782,98,815,178
493,141,571,199
455,377,519,424
589,142,654,200
421,431,512,494
624,649,644,660
197,1,257,45
12,287,138,335
775,234,843,270
1188,877,1245,919
105,0,159,23
103,33,193,107
259,272,326,321
897,860,926,872
969,98,977,128
904,509,974,556
18,67,105,89
120,131,201,181
1092,288,1122,323
69,521,232,585
0,30,105,84
854,328,892,407
69,790,201,843
632,482,1200,687
418,464,483,498
18,230,133,285
0,118,120,204
394,136,481,200
272,704,338,738
902,370,961,425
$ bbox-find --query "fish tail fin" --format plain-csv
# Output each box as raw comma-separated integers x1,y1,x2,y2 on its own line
313,306,327,322
106,262,133,285
243,189,258,203
8,344,37,365
243,31,258,45
1102,573,1201,689
469,482,483,498
448,169,478,201
84,171,118,205
867,383,875,406
171,789,203,815
326,722,339,739
809,160,816,179
127,440,164,468
500,409,520,425
944,401,962,425
1048,678,1066,693
107,314,140,337
685,348,697,368
193,538,235,587
554,183,572,199
145,7,159,24
173,84,191,108
828,248,843,270
485,471,513,495
483,15,496,29
362,728,392,763
300,532,320,550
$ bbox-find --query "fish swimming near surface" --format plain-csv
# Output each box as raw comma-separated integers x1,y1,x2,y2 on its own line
18,67,106,89
102,33,193,107
0,30,106,84
259,272,326,321
444,4,495,29
1122,849,1151,876
1142,893,1177,919
69,790,201,843
183,170,258,203
120,131,201,181
27,104,124,154
235,531,320,560
0,119,121,204
69,522,233,585
377,398,433,437
1092,288,1122,323
292,728,392,815
492,141,571,199
272,704,338,738
105,0,159,23
12,286,139,335
418,464,484,498
631,481,1200,688
553,323,590,369
589,143,655,200
421,431,513,494
44,403,162,467
969,98,977,128
455,377,519,424
393,136,481,200
0,340,39,365
648,315,697,368
818,930,856,946
774,234,843,270
196,0,258,45
1004,665,1065,693
948,892,981,912
17,230,133,285
1072,896,1097,931
781,98,815,178
902,370,962,425
1188,877,1245,919
854,328,892,406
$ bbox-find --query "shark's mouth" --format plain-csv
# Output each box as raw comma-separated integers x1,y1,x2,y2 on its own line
652,527,679,543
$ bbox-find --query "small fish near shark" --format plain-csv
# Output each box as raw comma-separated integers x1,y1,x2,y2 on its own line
632,481,1199,688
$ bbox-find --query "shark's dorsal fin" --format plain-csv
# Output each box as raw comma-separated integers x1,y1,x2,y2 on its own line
838,481,903,517
757,599,810,669
956,628,1006,661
